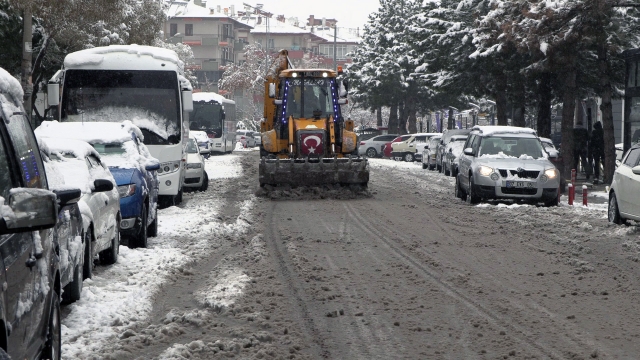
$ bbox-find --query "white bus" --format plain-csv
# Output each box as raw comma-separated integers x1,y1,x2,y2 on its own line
191,92,236,153
47,45,193,206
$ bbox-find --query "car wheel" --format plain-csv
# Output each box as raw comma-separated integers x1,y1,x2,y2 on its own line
422,162,427,169
467,176,480,205
544,195,559,207
455,175,467,201
200,171,209,191
62,263,83,304
444,162,450,176
100,216,120,264
366,147,377,158
404,153,414,162
132,205,148,249
609,192,623,224
147,205,158,238
43,288,61,360
82,230,93,280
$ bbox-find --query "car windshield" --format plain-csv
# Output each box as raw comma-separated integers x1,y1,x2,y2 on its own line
479,136,545,158
91,143,126,156
186,139,199,154
61,69,181,145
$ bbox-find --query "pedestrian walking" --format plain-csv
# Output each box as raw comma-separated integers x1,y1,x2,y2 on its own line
590,121,605,184
573,125,591,180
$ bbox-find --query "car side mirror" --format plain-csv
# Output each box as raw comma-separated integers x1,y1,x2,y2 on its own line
632,165,640,175
463,147,475,156
145,163,160,171
0,189,57,234
93,179,114,192
549,152,558,160
54,189,82,207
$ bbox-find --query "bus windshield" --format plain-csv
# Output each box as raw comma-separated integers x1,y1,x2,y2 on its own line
282,77,338,119
61,69,181,145
191,101,224,138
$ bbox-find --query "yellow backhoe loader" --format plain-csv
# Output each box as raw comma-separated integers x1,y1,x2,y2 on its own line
259,50,369,187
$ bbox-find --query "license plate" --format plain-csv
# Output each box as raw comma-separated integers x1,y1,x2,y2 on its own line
506,181,536,188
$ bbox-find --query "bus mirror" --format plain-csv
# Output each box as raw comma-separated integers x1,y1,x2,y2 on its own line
48,83,59,106
182,90,193,112
268,83,276,98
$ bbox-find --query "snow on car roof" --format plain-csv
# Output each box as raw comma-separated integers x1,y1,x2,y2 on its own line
0,67,23,102
39,136,99,159
193,92,235,104
450,135,468,140
35,120,143,144
64,45,183,72
472,125,537,136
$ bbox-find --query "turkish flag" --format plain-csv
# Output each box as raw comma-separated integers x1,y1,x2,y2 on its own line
299,132,324,156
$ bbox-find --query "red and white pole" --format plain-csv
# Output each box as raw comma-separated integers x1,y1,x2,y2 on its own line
571,168,577,186
582,185,588,206
568,183,574,205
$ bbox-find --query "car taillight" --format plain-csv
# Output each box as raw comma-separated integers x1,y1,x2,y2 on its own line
241,136,245,140
360,142,365,145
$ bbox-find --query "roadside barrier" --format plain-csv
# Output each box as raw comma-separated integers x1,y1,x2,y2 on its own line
568,183,574,205
582,185,588,206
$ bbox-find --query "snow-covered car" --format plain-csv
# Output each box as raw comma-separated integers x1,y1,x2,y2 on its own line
0,66,61,359
413,133,440,162
191,130,211,159
456,126,560,206
39,137,121,268
422,135,442,170
443,134,468,176
609,143,640,224
40,144,85,304
358,134,399,158
437,129,471,172
36,121,160,249
184,137,209,191
236,130,256,148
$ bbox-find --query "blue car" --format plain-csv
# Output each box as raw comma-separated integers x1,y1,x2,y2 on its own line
35,121,160,248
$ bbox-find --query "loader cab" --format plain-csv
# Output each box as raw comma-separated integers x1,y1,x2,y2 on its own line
277,70,342,122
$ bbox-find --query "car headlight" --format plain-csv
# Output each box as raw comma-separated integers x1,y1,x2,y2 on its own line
478,165,494,176
187,163,202,169
157,161,181,175
118,184,136,198
544,168,558,179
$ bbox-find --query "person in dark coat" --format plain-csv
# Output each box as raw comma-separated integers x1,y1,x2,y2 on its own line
590,121,605,184
573,126,591,180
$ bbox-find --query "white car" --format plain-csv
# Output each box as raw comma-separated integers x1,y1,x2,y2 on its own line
539,137,559,157
235,130,256,148
254,132,262,146
39,137,121,267
609,144,640,224
358,134,399,158
191,130,211,158
184,137,208,191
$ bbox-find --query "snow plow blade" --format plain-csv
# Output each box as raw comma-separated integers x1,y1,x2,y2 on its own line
259,157,369,187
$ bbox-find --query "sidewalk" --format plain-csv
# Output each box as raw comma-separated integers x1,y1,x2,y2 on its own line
563,171,609,206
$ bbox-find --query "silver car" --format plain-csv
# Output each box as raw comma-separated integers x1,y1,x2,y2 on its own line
456,126,560,206
358,134,399,158
422,135,441,170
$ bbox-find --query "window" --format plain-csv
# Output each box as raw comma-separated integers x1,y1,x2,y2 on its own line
319,44,348,60
4,110,46,189
624,148,640,167
185,24,193,36
267,39,274,49
170,24,178,37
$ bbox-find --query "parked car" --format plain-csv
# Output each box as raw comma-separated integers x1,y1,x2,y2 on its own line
184,137,209,191
422,135,442,170
609,143,640,224
40,143,85,304
391,133,439,162
236,130,257,148
0,66,61,359
383,135,412,158
358,134,399,158
191,130,211,159
456,126,560,206
436,129,471,172
443,134,469,176
413,133,440,162
254,132,262,146
36,121,159,248
39,137,121,269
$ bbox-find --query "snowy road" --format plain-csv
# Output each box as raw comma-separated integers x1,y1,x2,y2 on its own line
61,152,640,359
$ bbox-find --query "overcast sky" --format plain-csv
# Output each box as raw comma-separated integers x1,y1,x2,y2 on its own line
220,0,381,29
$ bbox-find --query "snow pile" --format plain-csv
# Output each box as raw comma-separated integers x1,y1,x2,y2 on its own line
195,267,251,309
205,154,242,179
473,125,537,136
37,120,143,144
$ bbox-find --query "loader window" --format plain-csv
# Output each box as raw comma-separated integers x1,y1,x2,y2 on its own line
282,77,340,120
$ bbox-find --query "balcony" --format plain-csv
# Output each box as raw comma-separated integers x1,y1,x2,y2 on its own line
233,40,248,52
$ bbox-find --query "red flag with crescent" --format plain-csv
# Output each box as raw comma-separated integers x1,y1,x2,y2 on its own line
300,133,324,156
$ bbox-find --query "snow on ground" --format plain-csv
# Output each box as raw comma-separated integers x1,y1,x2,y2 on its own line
61,154,254,359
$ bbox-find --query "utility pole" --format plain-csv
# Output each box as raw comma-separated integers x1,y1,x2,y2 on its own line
21,7,33,125
333,23,337,71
